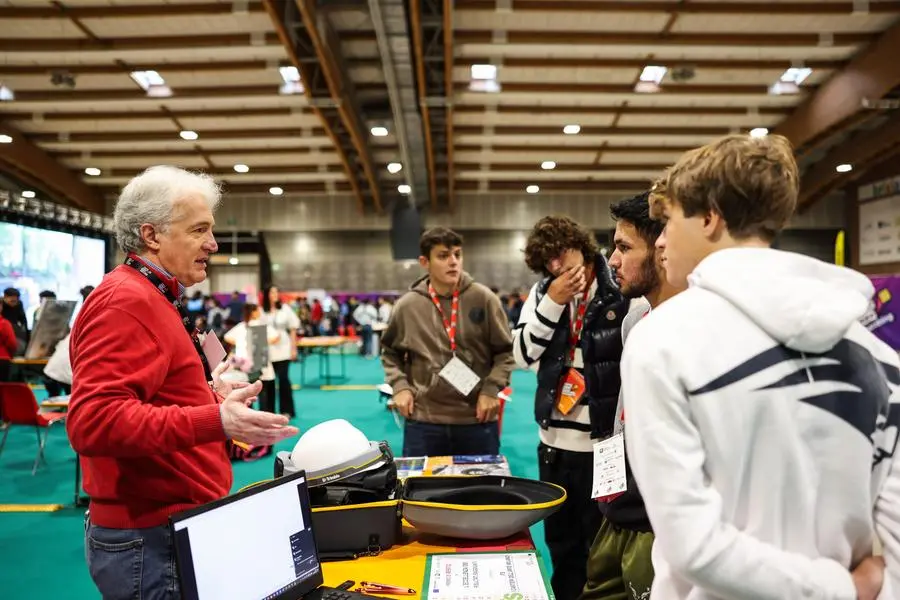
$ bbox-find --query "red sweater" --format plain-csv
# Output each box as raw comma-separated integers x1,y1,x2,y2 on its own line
67,260,231,529
0,316,15,360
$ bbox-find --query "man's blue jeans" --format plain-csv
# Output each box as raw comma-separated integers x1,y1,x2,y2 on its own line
403,420,500,457
84,514,180,600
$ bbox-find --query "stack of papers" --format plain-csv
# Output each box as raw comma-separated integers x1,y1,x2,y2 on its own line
424,551,552,600
396,455,512,479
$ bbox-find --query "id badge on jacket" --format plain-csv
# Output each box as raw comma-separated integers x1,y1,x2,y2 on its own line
555,367,585,415
439,355,480,396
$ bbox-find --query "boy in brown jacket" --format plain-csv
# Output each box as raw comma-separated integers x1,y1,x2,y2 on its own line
381,227,514,456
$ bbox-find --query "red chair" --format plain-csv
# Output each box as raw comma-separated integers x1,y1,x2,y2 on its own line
0,383,67,475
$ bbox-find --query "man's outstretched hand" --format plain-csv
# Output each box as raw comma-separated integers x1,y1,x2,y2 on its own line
220,381,299,446
852,556,885,600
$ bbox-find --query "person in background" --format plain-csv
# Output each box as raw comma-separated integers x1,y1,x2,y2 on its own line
66,165,297,600
207,297,228,338
226,290,244,323
311,298,324,332
30,289,57,329
505,292,524,330
224,303,281,414
512,215,628,600
2,287,29,354
0,311,16,381
377,296,393,323
580,191,685,600
623,134,897,600
262,285,300,418
382,227,514,457
353,298,379,358
43,286,94,398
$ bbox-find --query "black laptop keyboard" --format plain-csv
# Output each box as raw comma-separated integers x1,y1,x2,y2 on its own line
317,588,387,600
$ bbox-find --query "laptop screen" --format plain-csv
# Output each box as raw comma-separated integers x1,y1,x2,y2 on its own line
172,471,322,600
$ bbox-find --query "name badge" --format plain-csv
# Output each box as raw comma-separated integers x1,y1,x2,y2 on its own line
439,355,481,396
591,433,627,502
201,332,227,371
555,368,585,415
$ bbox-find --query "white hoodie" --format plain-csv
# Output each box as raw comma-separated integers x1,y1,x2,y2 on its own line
622,248,900,600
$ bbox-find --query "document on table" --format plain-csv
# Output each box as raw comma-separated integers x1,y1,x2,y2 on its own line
425,551,552,600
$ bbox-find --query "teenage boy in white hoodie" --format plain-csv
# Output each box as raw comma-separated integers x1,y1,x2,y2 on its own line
622,133,900,600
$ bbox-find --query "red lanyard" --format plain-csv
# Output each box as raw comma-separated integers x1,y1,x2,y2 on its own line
428,284,460,352
568,270,595,363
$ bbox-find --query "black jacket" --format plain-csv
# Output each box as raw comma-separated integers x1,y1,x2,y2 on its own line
533,255,629,440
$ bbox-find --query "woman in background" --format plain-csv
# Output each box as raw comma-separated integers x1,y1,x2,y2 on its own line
0,311,16,382
224,303,280,413
262,285,301,418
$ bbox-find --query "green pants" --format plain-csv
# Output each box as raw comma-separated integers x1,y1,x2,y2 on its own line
580,518,655,600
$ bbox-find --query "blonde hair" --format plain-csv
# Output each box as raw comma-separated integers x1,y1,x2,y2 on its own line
651,134,798,241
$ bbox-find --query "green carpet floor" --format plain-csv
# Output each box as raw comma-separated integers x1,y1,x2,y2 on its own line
0,355,548,599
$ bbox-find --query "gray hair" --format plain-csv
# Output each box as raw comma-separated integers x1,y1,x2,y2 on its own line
113,165,222,254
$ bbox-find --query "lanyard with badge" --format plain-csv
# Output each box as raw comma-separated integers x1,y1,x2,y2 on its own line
591,308,650,503
123,256,215,382
430,283,481,396
555,268,594,416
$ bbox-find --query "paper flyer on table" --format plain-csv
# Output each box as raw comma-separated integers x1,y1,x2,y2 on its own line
424,551,553,600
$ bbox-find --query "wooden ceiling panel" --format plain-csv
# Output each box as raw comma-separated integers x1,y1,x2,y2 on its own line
38,137,337,152
80,13,275,38
453,111,618,127
455,9,670,32
0,18,85,38
455,90,804,107
455,132,722,147
614,113,783,129
672,12,899,34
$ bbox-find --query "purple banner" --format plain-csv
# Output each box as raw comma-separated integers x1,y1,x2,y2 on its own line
865,276,900,350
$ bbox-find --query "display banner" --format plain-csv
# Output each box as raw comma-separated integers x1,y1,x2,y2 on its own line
864,276,900,350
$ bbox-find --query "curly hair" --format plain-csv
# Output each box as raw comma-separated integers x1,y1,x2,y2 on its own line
523,215,599,276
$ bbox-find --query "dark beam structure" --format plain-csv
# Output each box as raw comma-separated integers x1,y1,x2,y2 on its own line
0,122,104,212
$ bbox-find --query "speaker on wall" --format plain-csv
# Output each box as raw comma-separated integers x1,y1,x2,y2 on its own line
391,204,422,260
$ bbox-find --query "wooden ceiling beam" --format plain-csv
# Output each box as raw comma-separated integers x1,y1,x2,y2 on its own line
90,165,345,177
454,124,736,135
776,18,900,151
8,83,381,102
0,58,381,75
0,2,267,18
454,81,800,95
798,112,900,209
455,179,651,191
0,121,104,212
51,146,326,158
0,33,282,53
456,30,873,47
455,162,670,171
458,56,845,71
27,128,327,143
455,0,900,14
455,143,693,153
452,105,790,116
4,107,305,121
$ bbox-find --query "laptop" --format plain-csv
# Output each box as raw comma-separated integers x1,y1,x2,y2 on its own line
171,470,384,600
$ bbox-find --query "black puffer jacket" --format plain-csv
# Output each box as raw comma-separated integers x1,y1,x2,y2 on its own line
533,254,629,439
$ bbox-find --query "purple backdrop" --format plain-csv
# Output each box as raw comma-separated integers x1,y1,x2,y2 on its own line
867,276,900,350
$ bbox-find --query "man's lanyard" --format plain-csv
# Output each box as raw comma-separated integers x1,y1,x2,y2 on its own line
428,283,460,353
567,269,596,364
123,255,213,381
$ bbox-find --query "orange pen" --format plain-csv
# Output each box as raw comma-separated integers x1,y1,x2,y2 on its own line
359,582,416,595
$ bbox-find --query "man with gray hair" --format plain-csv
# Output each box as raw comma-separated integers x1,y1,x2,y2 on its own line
67,165,299,600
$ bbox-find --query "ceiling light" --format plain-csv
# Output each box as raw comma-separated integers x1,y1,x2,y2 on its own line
278,65,304,95
541,161,556,170
0,85,15,102
470,64,498,80
836,163,853,173
180,130,198,141
639,65,667,85
269,186,284,196
398,184,411,194
228,256,239,265
22,190,35,198
371,126,389,137
563,124,581,135
749,127,769,138
84,167,101,176
233,163,250,173
780,67,812,85
387,162,403,174
0,134,11,143
526,185,540,194
130,70,171,97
